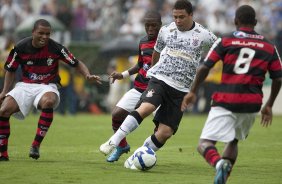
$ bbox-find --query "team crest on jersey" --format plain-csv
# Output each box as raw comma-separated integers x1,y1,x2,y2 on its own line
47,57,54,66
143,64,150,71
27,61,33,65
192,37,199,46
146,89,155,97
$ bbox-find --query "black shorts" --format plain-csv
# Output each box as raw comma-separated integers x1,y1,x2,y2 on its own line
136,77,186,133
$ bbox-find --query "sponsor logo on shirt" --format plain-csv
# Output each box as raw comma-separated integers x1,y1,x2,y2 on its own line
29,73,51,81
233,31,264,39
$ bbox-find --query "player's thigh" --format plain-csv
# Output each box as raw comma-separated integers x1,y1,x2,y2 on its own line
200,106,237,143
116,88,142,112
235,113,256,140
0,96,20,116
34,84,60,109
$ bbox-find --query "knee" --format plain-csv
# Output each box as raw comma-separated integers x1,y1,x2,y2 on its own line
40,98,56,109
155,128,173,143
112,107,128,121
0,107,12,117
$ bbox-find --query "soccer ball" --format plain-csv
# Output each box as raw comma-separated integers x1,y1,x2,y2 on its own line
132,146,157,171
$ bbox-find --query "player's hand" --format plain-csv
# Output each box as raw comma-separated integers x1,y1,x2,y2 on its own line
260,105,272,127
181,92,197,112
86,74,102,84
109,71,123,84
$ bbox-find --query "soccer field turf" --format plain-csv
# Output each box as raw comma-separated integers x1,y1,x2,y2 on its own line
0,113,281,184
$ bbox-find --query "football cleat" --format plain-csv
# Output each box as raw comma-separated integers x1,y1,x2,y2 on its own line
99,140,116,155
124,153,137,170
0,156,9,161
29,146,40,160
107,144,130,162
214,159,232,184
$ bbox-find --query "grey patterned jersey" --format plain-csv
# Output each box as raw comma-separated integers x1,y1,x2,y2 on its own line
147,22,217,92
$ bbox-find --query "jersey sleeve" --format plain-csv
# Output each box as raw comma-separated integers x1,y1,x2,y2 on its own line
268,46,282,79
59,45,79,67
4,47,20,72
154,26,166,53
137,42,143,68
203,29,218,52
204,38,223,68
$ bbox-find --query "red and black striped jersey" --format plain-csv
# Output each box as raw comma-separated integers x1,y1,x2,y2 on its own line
4,37,78,85
204,27,282,113
134,36,156,92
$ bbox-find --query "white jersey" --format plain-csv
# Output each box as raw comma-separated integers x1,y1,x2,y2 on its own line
147,22,217,92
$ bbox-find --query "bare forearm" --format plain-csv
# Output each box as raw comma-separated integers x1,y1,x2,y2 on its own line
265,78,282,107
151,50,160,66
128,63,140,75
190,65,210,93
76,60,91,79
1,71,16,94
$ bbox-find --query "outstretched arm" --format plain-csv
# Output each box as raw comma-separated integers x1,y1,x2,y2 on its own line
0,71,16,104
109,63,140,84
260,77,282,127
76,60,101,84
181,65,210,111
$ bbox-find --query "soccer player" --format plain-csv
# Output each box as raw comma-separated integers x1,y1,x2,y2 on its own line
105,11,162,162
0,19,101,161
100,0,217,169
181,5,282,184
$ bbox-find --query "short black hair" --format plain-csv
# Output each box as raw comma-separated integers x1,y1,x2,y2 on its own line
144,10,162,23
33,19,51,31
235,5,256,25
173,0,193,14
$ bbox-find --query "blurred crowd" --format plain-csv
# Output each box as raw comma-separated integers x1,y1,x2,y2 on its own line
0,0,281,114
0,0,281,44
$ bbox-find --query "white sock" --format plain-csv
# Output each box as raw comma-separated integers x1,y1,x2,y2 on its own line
143,136,159,152
215,159,224,170
110,115,139,146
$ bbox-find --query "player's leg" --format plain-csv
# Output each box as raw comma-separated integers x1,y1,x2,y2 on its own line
107,106,130,162
100,102,156,155
107,89,142,162
31,87,59,160
0,96,20,161
198,107,237,184
100,79,163,155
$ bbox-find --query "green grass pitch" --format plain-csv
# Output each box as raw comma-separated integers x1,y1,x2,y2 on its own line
0,113,281,184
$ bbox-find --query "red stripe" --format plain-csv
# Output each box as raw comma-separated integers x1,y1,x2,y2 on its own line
208,51,221,62
140,40,156,50
269,59,282,71
41,112,53,119
0,129,10,134
134,80,147,90
0,122,10,126
39,119,52,126
213,92,262,103
221,73,264,85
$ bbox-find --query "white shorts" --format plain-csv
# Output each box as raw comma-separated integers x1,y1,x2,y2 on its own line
7,82,60,120
200,106,256,143
116,88,142,112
